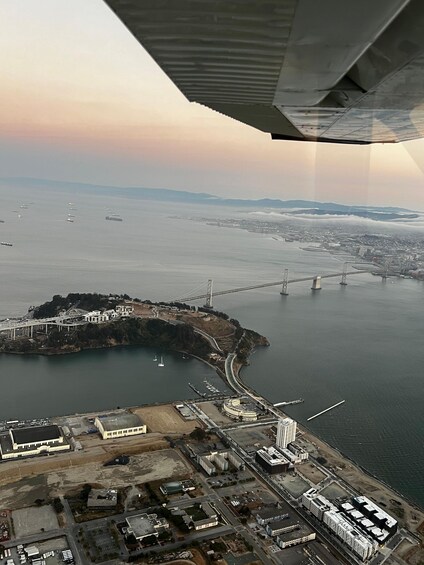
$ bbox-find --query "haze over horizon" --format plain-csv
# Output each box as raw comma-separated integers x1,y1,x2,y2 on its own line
2,0,424,209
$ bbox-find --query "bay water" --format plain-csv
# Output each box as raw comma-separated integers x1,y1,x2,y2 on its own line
0,184,423,507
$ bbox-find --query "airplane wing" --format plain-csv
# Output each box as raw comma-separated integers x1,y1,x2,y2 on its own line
104,0,424,144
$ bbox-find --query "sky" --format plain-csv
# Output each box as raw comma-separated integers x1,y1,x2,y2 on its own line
1,0,424,208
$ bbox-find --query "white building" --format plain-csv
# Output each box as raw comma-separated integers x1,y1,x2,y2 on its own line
84,310,110,323
95,412,146,440
222,398,258,422
0,425,70,460
301,489,378,561
126,513,169,541
198,449,244,475
116,304,134,317
276,417,297,449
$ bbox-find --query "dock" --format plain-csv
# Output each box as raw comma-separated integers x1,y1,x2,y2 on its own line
274,398,304,407
307,400,346,421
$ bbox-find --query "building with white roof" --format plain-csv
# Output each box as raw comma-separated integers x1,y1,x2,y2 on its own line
255,446,290,474
95,412,146,439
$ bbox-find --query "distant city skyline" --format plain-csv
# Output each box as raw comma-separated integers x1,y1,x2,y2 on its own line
2,0,424,208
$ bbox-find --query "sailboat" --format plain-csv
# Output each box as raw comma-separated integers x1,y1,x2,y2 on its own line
158,355,165,367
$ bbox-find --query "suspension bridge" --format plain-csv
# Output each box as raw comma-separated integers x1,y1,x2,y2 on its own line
175,263,384,307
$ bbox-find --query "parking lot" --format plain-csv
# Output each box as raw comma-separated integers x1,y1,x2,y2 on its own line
227,425,274,453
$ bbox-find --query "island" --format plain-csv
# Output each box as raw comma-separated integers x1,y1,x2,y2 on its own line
0,293,423,565
0,292,269,378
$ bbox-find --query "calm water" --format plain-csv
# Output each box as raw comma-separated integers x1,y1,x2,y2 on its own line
0,184,423,508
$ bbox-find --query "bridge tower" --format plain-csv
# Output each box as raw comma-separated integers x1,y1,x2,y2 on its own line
204,279,214,309
340,262,348,286
280,269,289,296
311,276,322,291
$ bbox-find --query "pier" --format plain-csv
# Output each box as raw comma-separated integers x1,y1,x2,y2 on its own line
307,400,346,421
273,398,304,407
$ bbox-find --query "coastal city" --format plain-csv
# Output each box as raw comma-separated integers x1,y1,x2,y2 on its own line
0,297,423,565
192,213,424,280
3,2,424,565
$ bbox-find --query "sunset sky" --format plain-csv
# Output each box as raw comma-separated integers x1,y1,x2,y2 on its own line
2,0,424,208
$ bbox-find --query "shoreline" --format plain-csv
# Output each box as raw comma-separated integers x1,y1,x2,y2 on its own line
234,362,424,531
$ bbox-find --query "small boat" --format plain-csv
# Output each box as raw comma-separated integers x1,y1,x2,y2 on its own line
67,218,74,223
1,242,13,247
153,354,158,362
158,355,165,367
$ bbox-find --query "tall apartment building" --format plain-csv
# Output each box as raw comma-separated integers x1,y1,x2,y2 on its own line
276,417,297,449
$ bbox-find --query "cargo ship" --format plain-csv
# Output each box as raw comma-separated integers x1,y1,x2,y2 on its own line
1,242,13,247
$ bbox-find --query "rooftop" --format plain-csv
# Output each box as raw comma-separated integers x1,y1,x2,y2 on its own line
256,446,290,466
277,523,314,543
11,425,61,445
97,412,143,431
126,514,156,539
256,506,289,521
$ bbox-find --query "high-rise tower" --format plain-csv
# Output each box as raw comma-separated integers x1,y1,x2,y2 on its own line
276,417,296,449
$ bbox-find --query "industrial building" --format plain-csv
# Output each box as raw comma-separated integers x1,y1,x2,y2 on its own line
222,397,259,422
95,412,146,439
255,446,290,474
198,449,244,475
0,425,70,460
276,417,297,449
126,513,169,541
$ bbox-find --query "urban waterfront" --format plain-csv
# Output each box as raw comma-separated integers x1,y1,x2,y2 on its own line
0,184,423,508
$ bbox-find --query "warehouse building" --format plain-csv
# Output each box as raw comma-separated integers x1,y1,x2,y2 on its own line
0,425,70,460
95,412,146,439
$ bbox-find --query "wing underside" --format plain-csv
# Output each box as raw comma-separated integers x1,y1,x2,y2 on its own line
105,0,424,144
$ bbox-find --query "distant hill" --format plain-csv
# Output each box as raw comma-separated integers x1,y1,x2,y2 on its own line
0,176,417,217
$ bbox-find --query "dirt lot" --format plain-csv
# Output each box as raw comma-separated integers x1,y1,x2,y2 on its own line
131,302,235,339
299,428,424,534
12,505,58,537
320,481,350,501
133,404,199,434
197,401,233,427
0,449,190,509
47,449,191,495
297,461,327,485
394,539,424,565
